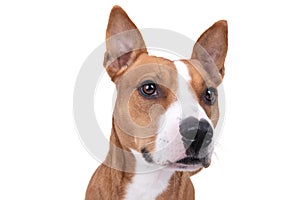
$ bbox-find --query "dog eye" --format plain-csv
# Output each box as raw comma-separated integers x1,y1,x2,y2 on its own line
203,87,217,105
139,81,158,98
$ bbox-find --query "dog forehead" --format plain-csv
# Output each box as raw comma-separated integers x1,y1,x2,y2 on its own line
115,55,213,94
180,59,216,89
116,55,178,90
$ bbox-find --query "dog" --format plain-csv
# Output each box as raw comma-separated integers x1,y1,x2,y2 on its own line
86,5,228,200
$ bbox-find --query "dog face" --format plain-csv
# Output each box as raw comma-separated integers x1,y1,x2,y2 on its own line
104,6,227,171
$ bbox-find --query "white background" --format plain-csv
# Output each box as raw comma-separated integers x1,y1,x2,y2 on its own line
1,0,300,199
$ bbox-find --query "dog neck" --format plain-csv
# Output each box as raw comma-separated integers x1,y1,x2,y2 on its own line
124,149,173,200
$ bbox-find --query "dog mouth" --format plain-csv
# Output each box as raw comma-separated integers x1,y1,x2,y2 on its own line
141,148,211,169
175,156,211,168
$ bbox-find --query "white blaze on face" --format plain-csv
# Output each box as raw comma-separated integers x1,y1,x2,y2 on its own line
153,61,211,164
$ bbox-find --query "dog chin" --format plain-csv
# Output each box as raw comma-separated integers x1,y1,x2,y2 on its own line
166,163,204,172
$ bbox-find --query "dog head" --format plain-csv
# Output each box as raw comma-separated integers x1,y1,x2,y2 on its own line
103,6,227,171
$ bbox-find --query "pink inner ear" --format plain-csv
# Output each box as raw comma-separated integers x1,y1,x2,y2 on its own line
117,52,132,68
191,20,228,78
105,52,132,81
104,6,148,81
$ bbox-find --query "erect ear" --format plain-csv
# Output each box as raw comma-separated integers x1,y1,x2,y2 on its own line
104,5,148,81
191,20,228,80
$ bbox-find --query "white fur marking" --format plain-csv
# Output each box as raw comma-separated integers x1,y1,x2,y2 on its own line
174,61,210,122
154,102,187,164
153,61,213,167
124,150,173,200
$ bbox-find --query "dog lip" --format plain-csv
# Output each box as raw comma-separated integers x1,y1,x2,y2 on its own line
176,157,211,168
141,148,153,163
176,157,201,165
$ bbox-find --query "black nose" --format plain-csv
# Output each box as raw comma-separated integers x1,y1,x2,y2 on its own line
179,117,213,156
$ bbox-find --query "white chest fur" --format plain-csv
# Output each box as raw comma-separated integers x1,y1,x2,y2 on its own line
124,150,174,200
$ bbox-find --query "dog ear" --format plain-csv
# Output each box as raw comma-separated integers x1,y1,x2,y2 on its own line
191,20,228,80
104,5,148,81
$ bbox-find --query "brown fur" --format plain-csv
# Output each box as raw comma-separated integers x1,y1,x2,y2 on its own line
182,60,220,127
86,122,134,200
